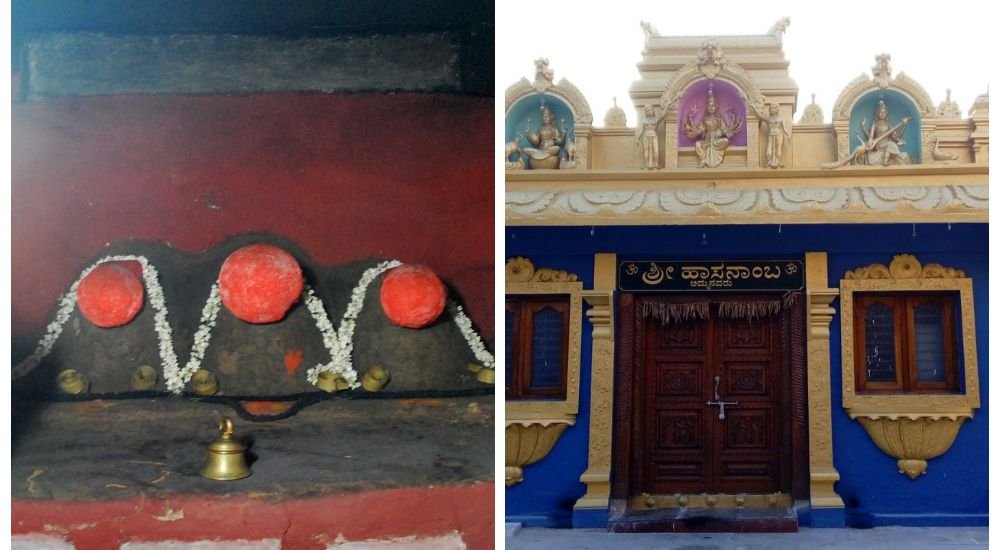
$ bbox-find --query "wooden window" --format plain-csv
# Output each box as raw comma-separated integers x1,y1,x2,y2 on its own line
506,295,570,400
853,292,959,393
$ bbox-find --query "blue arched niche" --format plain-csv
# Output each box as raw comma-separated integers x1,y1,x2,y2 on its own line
849,90,922,164
506,94,575,161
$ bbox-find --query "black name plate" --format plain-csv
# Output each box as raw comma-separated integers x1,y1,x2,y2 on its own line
619,259,804,292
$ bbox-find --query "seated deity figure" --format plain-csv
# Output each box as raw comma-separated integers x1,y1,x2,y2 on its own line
682,88,744,168
523,105,568,169
855,100,911,166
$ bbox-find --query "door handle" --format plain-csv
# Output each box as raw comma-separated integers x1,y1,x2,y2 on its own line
707,376,738,419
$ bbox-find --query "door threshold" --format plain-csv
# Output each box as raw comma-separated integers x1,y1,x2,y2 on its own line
608,505,798,533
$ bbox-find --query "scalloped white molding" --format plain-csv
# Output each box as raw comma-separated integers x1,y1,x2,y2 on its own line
507,185,987,222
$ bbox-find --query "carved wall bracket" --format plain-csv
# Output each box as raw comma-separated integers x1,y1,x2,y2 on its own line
506,421,572,486
852,414,971,479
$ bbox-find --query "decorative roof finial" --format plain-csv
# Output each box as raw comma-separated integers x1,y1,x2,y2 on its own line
697,39,724,79
799,92,824,124
872,53,892,88
937,87,962,119
532,57,555,92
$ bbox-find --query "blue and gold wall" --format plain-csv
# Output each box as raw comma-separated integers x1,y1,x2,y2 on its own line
505,223,987,528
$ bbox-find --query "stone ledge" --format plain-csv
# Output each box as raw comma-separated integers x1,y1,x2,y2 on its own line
22,32,461,100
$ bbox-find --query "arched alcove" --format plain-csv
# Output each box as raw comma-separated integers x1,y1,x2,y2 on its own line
504,67,594,170
849,90,922,164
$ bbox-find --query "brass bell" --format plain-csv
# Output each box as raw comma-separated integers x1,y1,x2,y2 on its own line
199,417,251,481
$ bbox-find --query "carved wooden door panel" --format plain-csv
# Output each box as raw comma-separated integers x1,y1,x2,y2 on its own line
641,308,783,495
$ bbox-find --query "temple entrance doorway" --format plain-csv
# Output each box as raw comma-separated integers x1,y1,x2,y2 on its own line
610,293,809,532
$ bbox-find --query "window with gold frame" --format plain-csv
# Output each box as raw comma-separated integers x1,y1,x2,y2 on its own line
839,254,979,479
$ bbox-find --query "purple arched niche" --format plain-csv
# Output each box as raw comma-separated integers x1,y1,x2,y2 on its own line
677,79,747,147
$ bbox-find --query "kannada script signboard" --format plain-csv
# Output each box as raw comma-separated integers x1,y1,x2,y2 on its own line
619,259,804,292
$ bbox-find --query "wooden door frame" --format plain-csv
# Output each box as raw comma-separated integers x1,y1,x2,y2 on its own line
610,292,810,512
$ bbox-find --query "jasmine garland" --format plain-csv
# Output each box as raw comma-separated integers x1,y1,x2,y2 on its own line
14,256,495,392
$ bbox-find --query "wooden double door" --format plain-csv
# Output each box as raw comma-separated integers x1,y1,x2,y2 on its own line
633,296,793,497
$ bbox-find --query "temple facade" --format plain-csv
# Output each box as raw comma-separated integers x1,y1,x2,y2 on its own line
504,20,988,531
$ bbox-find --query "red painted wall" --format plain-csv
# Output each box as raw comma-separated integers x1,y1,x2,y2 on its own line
13,484,494,549
12,93,494,340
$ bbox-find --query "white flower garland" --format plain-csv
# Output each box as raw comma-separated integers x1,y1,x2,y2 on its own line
305,260,401,387
450,301,495,370
14,255,495,392
165,282,222,392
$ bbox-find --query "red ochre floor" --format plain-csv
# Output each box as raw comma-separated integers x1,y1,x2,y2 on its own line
12,483,493,549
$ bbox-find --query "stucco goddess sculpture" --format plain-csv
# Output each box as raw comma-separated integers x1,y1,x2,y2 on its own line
638,104,666,169
822,100,911,169
761,103,791,168
857,100,911,165
683,88,744,168
523,105,568,169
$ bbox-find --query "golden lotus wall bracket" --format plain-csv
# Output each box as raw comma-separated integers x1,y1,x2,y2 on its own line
840,254,979,479
505,421,572,486
850,412,971,479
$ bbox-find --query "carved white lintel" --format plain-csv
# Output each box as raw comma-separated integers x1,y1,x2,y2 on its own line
506,184,987,222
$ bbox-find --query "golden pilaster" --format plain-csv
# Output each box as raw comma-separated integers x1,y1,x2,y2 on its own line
574,253,616,511
804,252,845,508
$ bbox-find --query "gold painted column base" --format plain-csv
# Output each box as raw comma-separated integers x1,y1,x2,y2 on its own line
853,414,971,479
809,468,844,508
574,467,611,510
505,421,571,487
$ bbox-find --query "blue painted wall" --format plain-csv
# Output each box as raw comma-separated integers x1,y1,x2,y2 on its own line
505,223,987,527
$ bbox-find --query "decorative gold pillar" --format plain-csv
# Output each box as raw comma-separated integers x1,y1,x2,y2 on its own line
663,115,678,169
573,123,591,169
833,121,850,161
746,112,760,169
804,252,845,508
574,253,616,510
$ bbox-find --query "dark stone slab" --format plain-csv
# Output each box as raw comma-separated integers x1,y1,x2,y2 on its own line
608,507,798,533
22,32,461,100
11,396,493,501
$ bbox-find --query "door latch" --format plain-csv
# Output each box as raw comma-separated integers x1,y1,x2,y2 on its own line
706,375,738,420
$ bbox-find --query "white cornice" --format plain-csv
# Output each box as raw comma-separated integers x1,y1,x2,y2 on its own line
505,166,987,226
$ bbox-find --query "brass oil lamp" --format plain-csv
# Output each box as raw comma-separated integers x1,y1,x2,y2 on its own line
199,417,251,480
